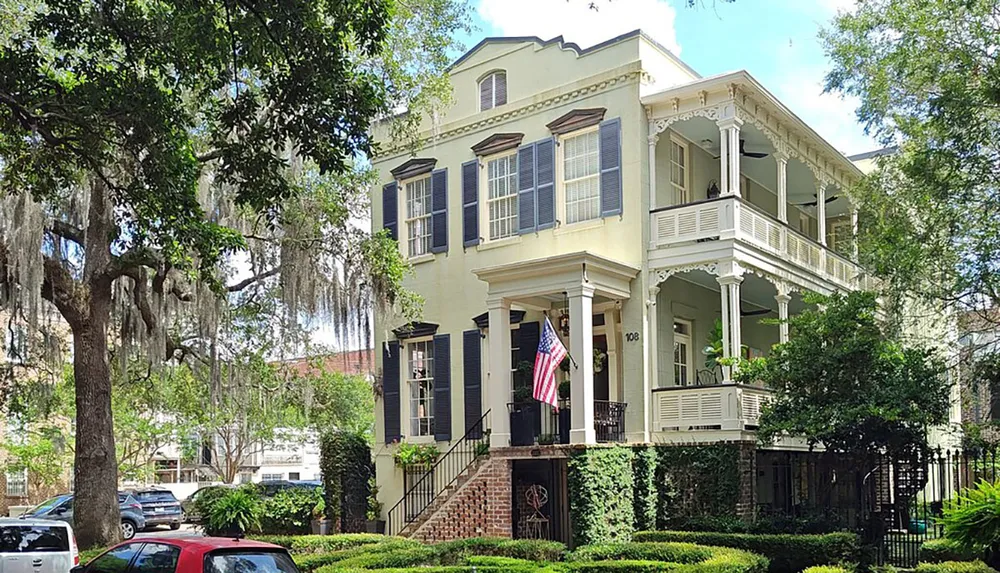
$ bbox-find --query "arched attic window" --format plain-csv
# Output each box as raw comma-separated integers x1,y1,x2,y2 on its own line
479,71,507,112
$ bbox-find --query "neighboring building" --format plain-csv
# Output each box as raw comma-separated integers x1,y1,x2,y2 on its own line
369,31,961,542
135,349,373,499
958,310,1000,426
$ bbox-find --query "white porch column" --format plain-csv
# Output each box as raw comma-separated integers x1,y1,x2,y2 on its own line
717,117,743,197
775,151,788,224
648,130,659,211
716,263,744,382
775,283,791,344
817,180,827,246
568,285,596,445
851,206,860,260
604,307,620,403
487,297,512,448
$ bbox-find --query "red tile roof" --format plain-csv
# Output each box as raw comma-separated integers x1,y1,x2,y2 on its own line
279,350,374,377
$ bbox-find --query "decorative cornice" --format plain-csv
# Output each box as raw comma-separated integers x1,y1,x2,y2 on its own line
651,105,720,135
471,132,524,157
378,65,643,159
651,262,719,286
392,321,439,340
545,107,607,135
471,309,526,329
390,158,437,180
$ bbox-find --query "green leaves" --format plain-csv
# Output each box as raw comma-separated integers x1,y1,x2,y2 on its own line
568,446,635,546
941,480,1000,553
739,291,950,460
206,486,264,536
822,0,1000,322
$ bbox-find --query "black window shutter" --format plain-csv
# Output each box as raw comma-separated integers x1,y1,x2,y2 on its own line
382,182,398,240
535,138,556,229
430,168,448,253
433,334,451,441
599,118,623,217
462,160,479,247
462,330,483,439
382,341,401,444
517,144,536,233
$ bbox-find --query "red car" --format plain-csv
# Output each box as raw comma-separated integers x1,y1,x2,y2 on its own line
73,537,298,573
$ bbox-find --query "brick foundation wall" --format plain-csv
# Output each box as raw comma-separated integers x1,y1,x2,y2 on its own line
735,441,757,519
411,456,512,543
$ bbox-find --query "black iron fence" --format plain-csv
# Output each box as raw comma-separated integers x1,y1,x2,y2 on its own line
757,448,1000,568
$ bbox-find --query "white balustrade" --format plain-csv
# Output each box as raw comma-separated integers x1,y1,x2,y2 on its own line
654,384,772,432
651,197,872,290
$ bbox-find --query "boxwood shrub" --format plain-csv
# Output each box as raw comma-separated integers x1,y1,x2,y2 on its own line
435,538,567,563
915,561,999,573
920,539,980,563
250,534,391,553
633,530,859,573
565,561,679,572
802,567,853,573
567,542,768,573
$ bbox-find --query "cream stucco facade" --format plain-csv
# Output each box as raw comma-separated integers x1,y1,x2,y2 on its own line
369,31,958,534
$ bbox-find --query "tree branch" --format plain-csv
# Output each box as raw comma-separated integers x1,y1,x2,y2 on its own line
47,220,85,246
40,255,85,328
226,267,280,292
120,267,156,335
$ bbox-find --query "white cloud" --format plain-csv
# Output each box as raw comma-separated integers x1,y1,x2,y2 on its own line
478,0,681,55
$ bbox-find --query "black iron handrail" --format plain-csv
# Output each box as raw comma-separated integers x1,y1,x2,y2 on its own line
386,409,491,536
594,400,627,443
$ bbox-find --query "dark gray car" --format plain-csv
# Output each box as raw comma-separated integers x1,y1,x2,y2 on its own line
126,488,183,530
21,493,146,540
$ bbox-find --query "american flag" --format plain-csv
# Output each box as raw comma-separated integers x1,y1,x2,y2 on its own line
533,317,568,411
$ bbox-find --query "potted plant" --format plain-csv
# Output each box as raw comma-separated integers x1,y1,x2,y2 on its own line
310,496,333,535
365,479,385,534
393,442,440,468
206,486,262,537
509,385,538,446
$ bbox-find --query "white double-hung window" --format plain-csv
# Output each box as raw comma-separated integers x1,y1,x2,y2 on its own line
404,176,433,257
486,153,518,240
562,129,601,224
407,339,435,437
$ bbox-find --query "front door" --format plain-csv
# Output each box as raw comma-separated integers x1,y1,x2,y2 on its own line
593,335,610,401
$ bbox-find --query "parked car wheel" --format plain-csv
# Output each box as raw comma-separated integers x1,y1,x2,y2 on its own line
169,523,181,531
121,519,136,540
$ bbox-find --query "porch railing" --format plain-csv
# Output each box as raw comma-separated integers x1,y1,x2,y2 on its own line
649,196,873,290
653,384,771,432
507,400,627,445
386,409,490,536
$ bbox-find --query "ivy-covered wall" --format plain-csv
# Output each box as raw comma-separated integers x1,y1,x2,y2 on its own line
632,445,658,531
654,443,747,528
567,446,635,546
320,431,372,532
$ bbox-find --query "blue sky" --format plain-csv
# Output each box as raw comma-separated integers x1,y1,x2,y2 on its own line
457,0,876,156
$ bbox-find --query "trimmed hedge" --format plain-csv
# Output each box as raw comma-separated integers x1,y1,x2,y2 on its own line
250,534,391,553
320,431,372,532
567,542,768,573
435,538,567,564
920,539,980,563
568,446,636,546
801,567,852,573
915,561,999,573
633,531,858,573
566,561,678,572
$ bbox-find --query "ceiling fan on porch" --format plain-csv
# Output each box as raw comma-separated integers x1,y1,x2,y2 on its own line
794,193,840,207
740,308,772,317
712,139,770,160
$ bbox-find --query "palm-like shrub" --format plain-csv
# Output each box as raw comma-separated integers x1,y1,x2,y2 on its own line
940,480,1000,565
207,486,263,536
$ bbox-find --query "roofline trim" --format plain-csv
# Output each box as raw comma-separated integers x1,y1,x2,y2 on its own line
449,29,700,79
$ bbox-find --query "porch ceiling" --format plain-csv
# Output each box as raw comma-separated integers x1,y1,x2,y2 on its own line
671,269,812,315
472,251,640,303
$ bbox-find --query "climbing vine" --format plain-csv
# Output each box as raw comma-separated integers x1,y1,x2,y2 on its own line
568,446,635,546
655,444,742,528
632,445,658,531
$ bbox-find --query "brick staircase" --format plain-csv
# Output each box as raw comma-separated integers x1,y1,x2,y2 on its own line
387,411,494,538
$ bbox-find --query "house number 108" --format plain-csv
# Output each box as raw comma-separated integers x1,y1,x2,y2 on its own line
624,332,640,342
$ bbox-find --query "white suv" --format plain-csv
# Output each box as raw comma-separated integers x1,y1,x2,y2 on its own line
0,518,79,573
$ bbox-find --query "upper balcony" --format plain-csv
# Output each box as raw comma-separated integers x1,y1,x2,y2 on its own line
642,71,875,295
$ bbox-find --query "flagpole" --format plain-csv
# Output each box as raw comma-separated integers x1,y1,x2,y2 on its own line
545,311,579,369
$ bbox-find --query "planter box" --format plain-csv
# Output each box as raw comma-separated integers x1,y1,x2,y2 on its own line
365,519,386,534
311,519,334,535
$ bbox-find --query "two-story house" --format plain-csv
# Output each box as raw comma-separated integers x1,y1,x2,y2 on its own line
370,30,955,543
